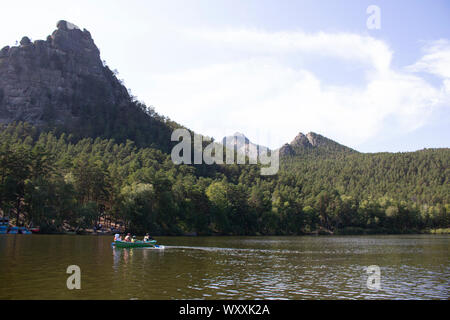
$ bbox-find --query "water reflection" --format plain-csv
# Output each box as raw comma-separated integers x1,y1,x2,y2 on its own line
112,247,121,271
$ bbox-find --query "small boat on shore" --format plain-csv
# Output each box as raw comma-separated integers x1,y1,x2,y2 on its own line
0,218,34,234
30,227,40,233
0,217,9,234
19,227,32,234
8,226,19,234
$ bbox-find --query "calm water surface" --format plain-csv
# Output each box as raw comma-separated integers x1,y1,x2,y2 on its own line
0,234,448,299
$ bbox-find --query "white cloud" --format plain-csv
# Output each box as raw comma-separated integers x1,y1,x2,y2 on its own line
183,28,393,73
145,29,450,150
407,40,450,79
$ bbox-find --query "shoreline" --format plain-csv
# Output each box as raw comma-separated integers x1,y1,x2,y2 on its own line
3,228,449,236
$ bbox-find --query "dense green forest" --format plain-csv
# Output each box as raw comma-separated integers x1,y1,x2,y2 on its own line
0,122,448,235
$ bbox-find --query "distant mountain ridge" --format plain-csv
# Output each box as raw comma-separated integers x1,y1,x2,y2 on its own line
222,132,270,160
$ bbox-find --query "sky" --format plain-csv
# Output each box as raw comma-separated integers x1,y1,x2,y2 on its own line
1,0,449,152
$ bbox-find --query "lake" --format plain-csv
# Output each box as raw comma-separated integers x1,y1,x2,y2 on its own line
0,234,448,299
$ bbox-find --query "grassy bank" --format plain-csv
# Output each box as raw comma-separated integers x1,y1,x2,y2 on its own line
334,226,450,235
428,228,450,234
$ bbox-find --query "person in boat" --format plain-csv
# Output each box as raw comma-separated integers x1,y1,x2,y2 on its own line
143,233,153,242
131,235,137,243
124,233,131,242
114,234,122,241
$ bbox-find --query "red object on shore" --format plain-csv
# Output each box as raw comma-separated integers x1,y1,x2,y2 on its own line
30,227,40,233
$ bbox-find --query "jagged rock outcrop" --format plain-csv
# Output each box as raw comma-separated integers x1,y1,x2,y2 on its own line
290,132,313,148
280,131,356,157
279,143,295,156
0,20,129,126
306,132,334,148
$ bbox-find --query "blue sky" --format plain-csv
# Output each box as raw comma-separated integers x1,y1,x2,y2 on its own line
1,0,449,152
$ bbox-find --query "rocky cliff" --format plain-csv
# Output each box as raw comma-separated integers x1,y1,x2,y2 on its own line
0,20,175,152
0,20,129,126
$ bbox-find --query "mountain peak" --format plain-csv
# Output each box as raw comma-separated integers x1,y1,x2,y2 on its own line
233,132,246,137
50,20,99,60
56,20,81,31
222,132,269,160
0,20,127,125
305,132,322,147
223,132,250,144
282,131,356,157
291,132,312,148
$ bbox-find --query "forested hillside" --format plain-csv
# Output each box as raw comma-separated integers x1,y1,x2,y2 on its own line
1,122,448,235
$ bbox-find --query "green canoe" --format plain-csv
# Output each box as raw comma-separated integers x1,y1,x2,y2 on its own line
113,240,156,248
